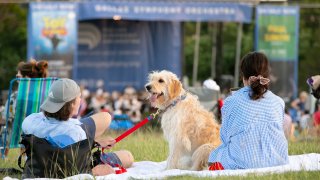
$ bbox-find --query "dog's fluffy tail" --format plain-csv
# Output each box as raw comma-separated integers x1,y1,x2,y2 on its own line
191,143,215,170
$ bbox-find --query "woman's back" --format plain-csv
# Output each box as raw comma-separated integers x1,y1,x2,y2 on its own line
219,86,288,169
229,87,284,125
209,52,288,170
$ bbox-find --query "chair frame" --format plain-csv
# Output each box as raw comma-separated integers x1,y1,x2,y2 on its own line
1,78,58,159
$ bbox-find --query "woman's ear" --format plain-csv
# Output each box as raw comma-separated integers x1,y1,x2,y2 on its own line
168,79,182,100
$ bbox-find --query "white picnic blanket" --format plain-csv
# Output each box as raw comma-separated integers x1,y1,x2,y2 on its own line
4,153,320,180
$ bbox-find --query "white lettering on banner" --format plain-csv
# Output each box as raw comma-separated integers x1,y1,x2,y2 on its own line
78,51,140,56
32,4,75,11
78,61,141,68
133,6,182,14
258,8,297,15
95,5,129,14
271,49,287,57
48,60,72,78
104,39,140,44
184,7,235,15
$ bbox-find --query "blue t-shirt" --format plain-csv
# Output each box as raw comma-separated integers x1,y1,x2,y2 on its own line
208,86,288,169
22,112,95,148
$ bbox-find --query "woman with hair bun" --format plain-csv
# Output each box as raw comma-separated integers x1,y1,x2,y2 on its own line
208,52,288,170
1,59,49,157
16,59,49,78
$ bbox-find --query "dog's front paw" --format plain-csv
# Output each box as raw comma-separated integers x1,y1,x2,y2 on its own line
166,160,176,170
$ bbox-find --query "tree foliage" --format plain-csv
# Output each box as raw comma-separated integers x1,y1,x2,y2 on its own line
0,4,27,93
298,4,320,92
183,21,254,89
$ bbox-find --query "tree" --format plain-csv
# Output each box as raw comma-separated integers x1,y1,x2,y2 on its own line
183,21,254,89
0,4,27,94
298,2,320,93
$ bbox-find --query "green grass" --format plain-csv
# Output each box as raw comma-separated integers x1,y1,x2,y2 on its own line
1,131,320,179
108,130,168,162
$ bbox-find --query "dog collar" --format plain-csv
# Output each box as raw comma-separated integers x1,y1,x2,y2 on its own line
162,93,187,113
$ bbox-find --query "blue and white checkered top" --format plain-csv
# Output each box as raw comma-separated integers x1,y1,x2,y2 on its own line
208,86,289,169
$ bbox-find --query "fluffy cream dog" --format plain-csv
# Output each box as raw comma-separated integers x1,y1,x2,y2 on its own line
145,70,221,170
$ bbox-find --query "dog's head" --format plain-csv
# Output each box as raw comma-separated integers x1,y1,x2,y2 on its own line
145,70,183,109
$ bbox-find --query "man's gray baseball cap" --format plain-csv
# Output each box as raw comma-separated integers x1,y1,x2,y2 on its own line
41,78,80,113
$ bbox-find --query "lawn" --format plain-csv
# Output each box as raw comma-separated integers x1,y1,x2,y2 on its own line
1,129,320,179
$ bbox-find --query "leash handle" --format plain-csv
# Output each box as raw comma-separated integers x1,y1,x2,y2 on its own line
114,164,127,174
115,116,153,143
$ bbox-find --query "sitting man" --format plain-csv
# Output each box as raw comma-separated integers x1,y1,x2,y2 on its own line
21,78,134,178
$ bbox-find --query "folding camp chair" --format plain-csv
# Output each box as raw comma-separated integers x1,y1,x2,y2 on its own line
187,87,222,123
187,87,220,111
0,78,58,159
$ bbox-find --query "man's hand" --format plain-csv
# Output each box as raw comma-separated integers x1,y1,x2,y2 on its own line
92,164,115,176
96,137,116,149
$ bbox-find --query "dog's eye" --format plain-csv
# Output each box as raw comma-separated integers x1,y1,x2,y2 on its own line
158,79,164,83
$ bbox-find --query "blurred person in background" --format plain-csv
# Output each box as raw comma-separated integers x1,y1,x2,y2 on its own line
122,86,142,123
283,108,294,141
307,75,320,136
77,85,90,117
111,91,122,115
289,91,309,135
89,88,107,113
0,59,48,157
299,110,312,137
307,75,320,100
313,102,320,136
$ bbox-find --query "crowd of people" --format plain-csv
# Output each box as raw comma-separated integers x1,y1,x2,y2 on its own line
283,89,320,141
0,52,319,177
78,86,150,123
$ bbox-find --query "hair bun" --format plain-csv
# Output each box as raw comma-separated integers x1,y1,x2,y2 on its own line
31,60,48,77
37,60,48,70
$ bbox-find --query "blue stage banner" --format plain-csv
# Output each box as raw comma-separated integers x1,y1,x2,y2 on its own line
76,20,181,92
28,2,78,78
78,2,252,23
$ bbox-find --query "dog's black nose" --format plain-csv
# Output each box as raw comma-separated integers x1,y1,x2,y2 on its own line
145,85,151,91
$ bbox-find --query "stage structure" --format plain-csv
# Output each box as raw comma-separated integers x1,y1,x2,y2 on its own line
28,1,252,92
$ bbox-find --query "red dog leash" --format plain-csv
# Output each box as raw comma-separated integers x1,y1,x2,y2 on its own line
115,115,153,142
113,94,185,143
100,110,161,174
114,109,161,142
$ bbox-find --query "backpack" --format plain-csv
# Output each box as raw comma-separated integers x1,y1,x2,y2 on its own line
20,134,95,178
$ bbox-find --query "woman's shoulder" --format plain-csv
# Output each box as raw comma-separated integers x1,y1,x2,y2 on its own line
222,88,247,111
265,90,285,104
225,86,250,101
225,87,284,107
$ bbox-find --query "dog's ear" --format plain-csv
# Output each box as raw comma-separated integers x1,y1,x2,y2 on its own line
168,79,182,100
